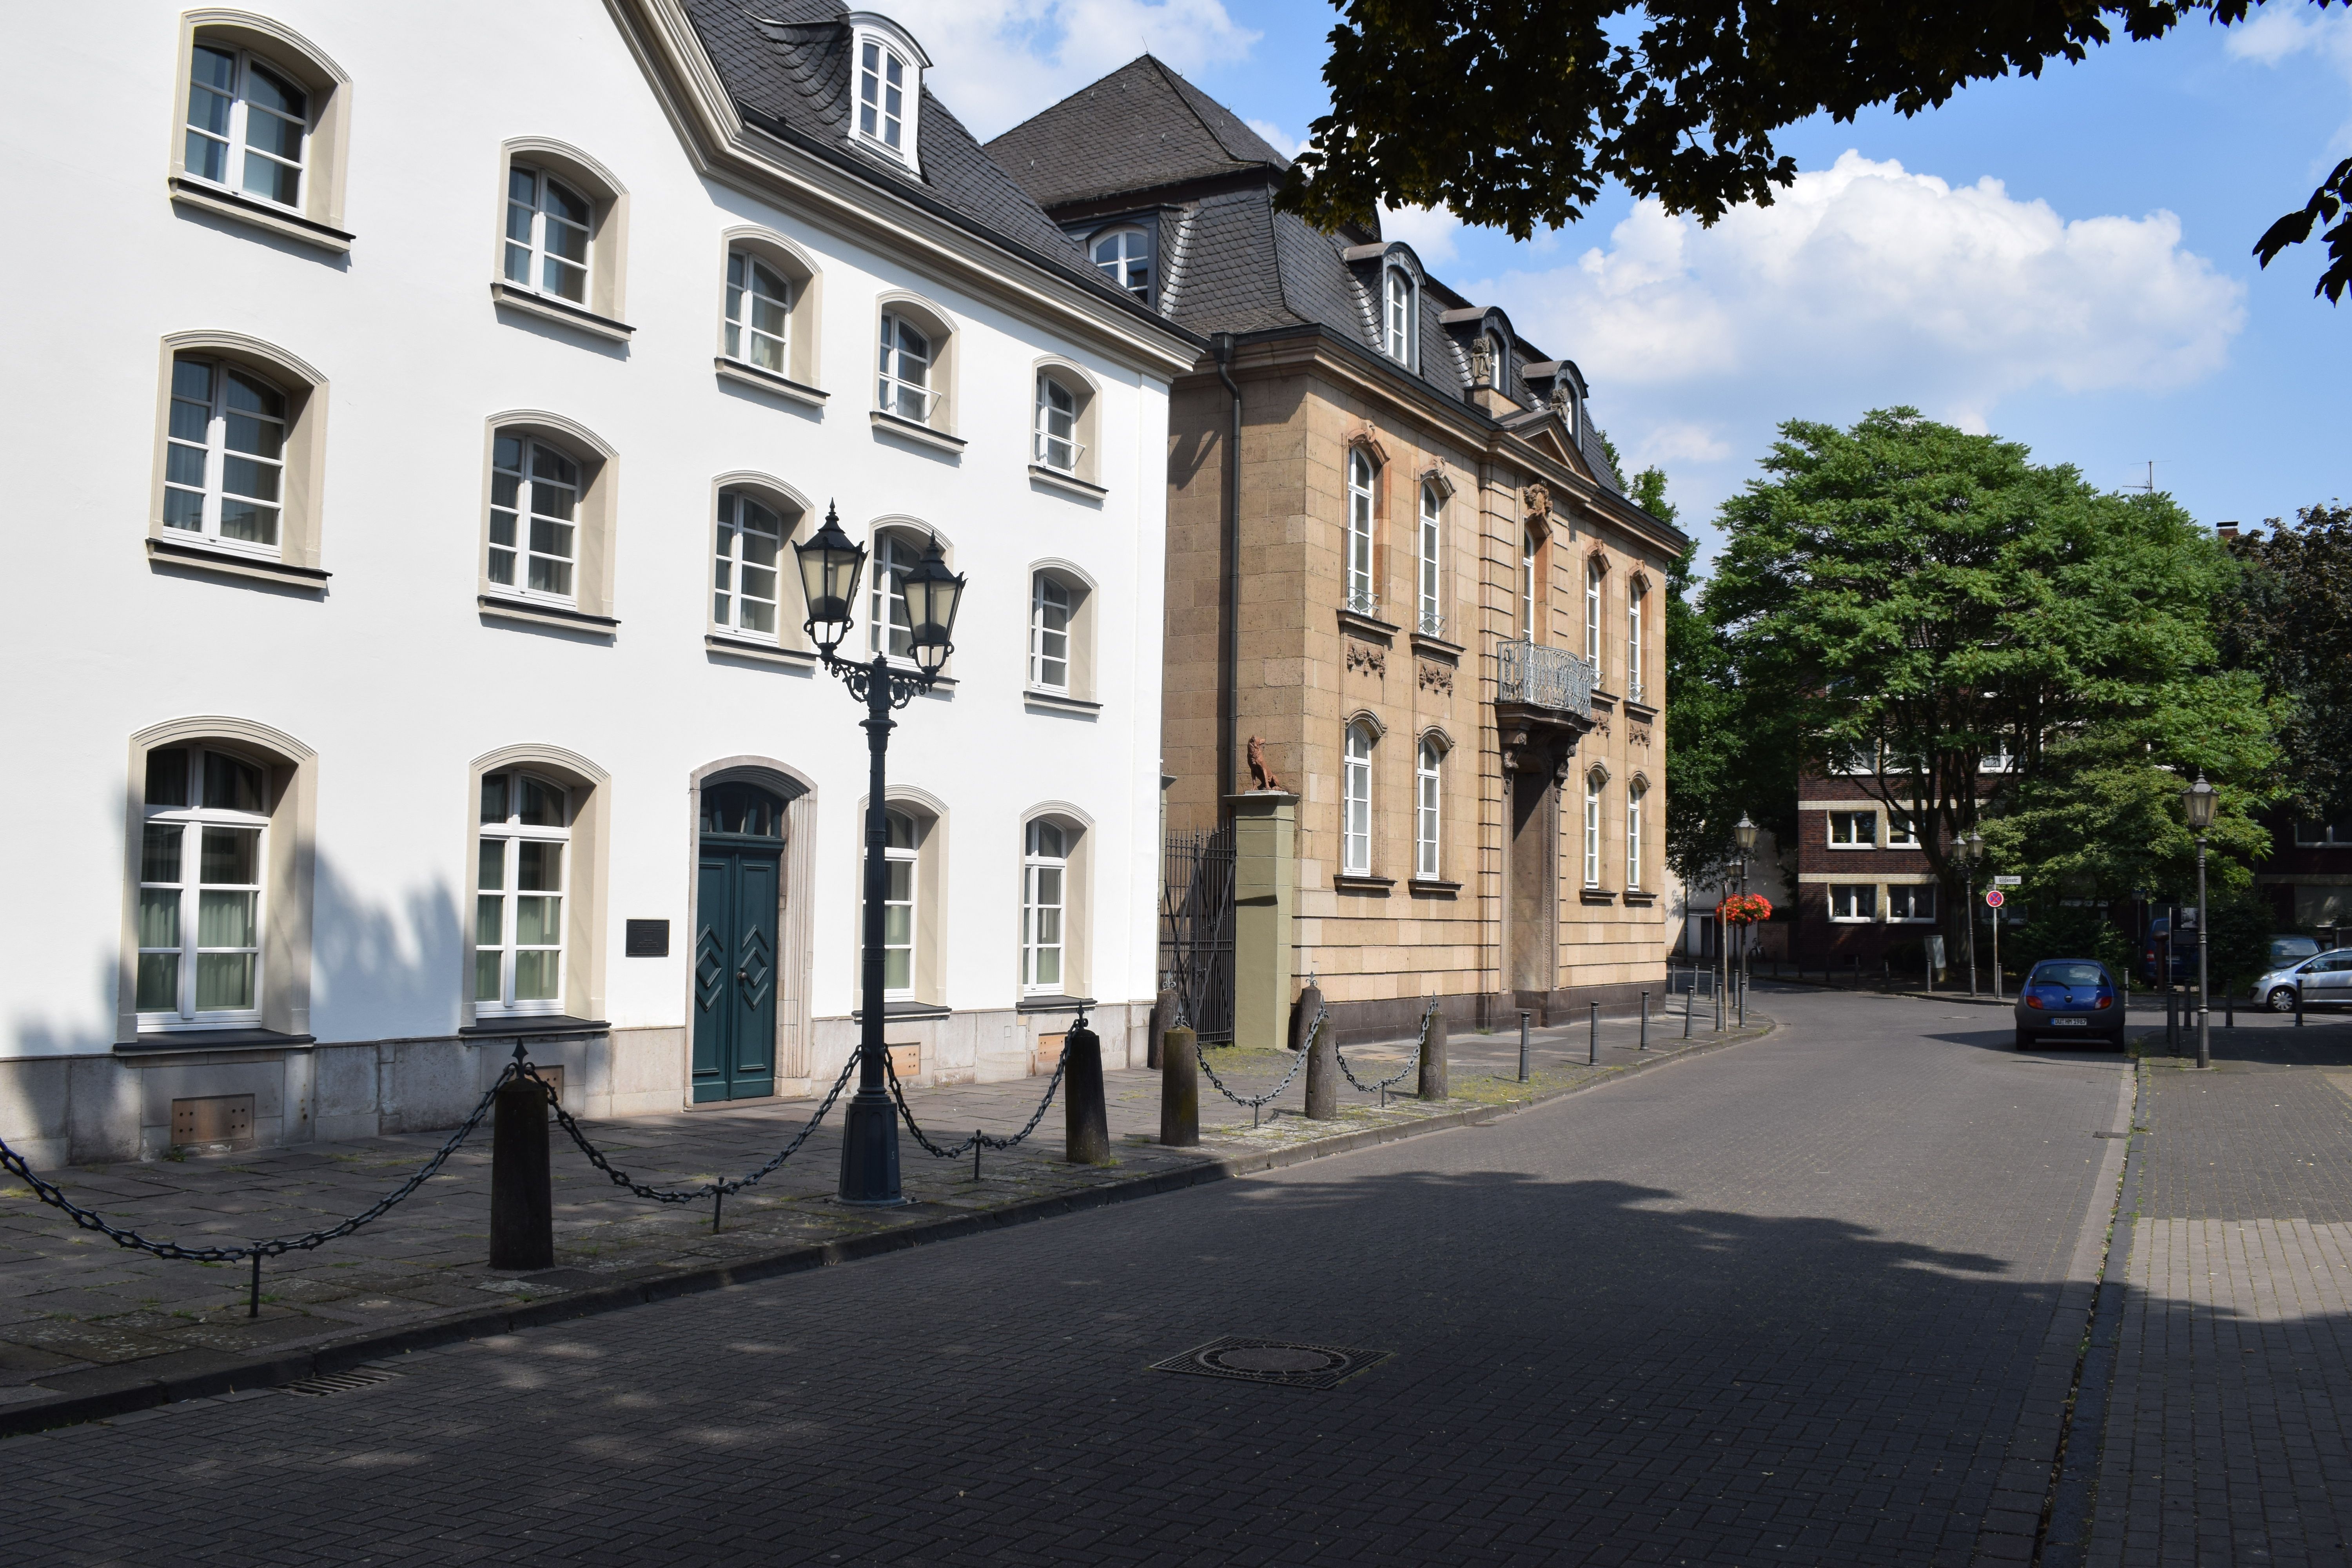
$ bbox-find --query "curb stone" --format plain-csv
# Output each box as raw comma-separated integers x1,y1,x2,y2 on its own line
0,1014,1776,1439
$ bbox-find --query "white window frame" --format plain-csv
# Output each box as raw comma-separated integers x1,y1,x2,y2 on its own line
856,33,917,161
1022,820,1068,995
475,772,571,1018
1585,557,1604,674
877,312,934,422
1627,584,1645,702
724,250,790,374
883,810,918,1000
1416,739,1442,880
1829,884,1878,922
488,432,583,605
162,354,287,557
1583,774,1604,888
1828,811,1878,849
713,488,785,636
503,163,592,305
2295,821,2348,847
1091,226,1152,301
1980,746,2015,773
1417,483,1443,635
1345,449,1378,615
1523,530,1540,640
136,747,269,1030
1035,374,1080,473
1626,783,1645,890
183,42,309,211
1887,883,1937,922
1383,267,1414,364
1885,813,1922,849
1029,572,1071,692
1343,723,1374,877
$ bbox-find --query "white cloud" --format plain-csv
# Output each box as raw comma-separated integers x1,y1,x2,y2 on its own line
1244,118,1301,157
1379,203,1463,265
885,0,1259,140
1632,423,1733,466
2225,3,2352,78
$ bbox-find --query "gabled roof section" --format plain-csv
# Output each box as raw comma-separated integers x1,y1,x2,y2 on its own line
985,54,1290,210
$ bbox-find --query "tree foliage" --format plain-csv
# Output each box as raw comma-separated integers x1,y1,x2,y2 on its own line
2220,503,2352,822
1281,0,2352,302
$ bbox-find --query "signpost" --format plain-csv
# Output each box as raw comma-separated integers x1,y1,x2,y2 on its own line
1985,887,2007,1000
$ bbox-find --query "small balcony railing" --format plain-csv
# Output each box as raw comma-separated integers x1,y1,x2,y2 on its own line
1496,638,1595,718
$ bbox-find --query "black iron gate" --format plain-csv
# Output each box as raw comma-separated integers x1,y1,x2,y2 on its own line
1160,828,1235,1044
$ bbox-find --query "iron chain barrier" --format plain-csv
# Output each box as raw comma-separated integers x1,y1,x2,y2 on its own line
884,1047,1066,1177
1333,996,1439,1103
1195,997,1324,1122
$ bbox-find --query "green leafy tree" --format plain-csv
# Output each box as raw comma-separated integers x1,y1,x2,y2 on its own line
2221,503,2352,823
1280,0,2352,302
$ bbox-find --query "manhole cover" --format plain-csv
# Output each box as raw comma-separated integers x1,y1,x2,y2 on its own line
1150,1336,1390,1390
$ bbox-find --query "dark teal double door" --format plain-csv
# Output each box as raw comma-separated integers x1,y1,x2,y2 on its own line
693,838,781,1102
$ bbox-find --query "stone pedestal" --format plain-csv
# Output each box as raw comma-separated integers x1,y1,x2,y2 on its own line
1160,1026,1199,1146
1303,1005,1338,1120
1226,791,1296,1052
1419,1008,1448,1101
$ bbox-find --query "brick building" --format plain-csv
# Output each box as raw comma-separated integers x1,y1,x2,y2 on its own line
2257,812,2352,946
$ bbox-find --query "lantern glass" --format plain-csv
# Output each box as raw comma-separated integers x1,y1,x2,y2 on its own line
900,535,965,676
793,504,865,655
1733,813,1759,854
2182,772,2218,832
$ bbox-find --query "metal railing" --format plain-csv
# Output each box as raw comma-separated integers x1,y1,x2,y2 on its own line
1495,638,1595,717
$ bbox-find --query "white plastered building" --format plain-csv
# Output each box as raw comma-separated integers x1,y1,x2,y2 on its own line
0,0,1198,1163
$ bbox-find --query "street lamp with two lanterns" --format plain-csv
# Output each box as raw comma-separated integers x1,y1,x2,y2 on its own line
2182,771,2218,1071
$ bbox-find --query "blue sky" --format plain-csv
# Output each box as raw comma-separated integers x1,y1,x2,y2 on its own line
900,0,2348,561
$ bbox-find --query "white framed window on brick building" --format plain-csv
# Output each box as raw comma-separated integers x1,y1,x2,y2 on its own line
1830,884,1877,921
1888,884,1937,922
1828,811,1878,848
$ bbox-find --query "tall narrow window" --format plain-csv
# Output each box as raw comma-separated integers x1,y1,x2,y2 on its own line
1022,820,1067,993
504,165,591,304
1035,376,1078,472
1343,723,1374,877
713,490,784,635
138,746,269,1026
488,434,581,601
883,810,917,996
870,534,919,659
1626,782,1646,890
1583,773,1603,888
858,39,908,152
1521,529,1540,640
1417,484,1442,635
1416,739,1442,880
475,772,570,1014
1383,268,1413,363
1030,573,1071,691
185,45,307,209
1627,584,1646,702
1092,228,1151,300
877,314,931,421
724,252,789,374
163,356,286,552
1346,449,1377,615
1584,557,1604,673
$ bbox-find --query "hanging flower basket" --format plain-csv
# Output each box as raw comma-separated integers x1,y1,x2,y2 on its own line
1720,893,1773,926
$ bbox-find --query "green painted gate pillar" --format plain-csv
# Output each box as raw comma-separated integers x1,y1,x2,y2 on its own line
1227,791,1297,1052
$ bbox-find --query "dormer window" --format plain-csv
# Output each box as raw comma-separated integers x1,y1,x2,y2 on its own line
1092,227,1152,301
845,19,930,165
1383,268,1414,364
859,41,906,150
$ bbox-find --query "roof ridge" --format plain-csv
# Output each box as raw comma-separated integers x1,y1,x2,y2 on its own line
1144,54,1288,171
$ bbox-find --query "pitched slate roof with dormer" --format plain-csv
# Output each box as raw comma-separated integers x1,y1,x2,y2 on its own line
985,55,1624,494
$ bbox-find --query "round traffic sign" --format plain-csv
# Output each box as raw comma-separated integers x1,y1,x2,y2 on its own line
1985,889,2005,908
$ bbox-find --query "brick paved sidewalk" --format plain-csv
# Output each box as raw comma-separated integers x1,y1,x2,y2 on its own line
0,995,1764,1428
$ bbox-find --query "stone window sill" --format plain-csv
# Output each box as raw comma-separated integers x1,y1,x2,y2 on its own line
459,1014,611,1038
851,1000,953,1022
120,1027,316,1055
1409,631,1463,664
1409,878,1461,898
1624,699,1658,722
491,281,634,342
168,176,352,253
1622,891,1659,907
706,632,816,668
870,410,966,456
481,594,619,637
1579,887,1619,905
1024,688,1101,715
1338,608,1399,642
1334,874,1395,894
147,535,329,591
1015,994,1098,1015
1029,465,1107,501
714,356,827,408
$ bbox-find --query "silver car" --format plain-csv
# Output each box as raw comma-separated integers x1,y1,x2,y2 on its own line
2253,948,2352,1012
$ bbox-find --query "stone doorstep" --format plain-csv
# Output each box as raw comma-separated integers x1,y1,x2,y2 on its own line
0,1017,1774,1440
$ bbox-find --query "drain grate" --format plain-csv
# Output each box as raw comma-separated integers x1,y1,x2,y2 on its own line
1150,1336,1390,1390
278,1367,399,1397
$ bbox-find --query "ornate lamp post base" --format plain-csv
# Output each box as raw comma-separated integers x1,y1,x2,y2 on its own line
837,1089,904,1205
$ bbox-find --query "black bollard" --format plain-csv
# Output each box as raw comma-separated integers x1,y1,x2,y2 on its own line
1419,1005,1449,1100
1303,1005,1338,1120
1640,992,1649,1051
1160,1025,1200,1145
1062,1011,1111,1165
1518,1010,1531,1081
2297,982,2305,1028
489,1070,554,1272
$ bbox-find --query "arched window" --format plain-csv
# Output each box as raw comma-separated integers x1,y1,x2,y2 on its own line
136,745,270,1025
1383,268,1414,363
1092,228,1152,300
1627,581,1646,702
163,355,286,552
1522,528,1541,641
475,771,571,1014
1345,448,1377,615
1343,722,1375,877
185,43,307,209
1031,572,1071,691
1626,781,1646,890
488,432,582,601
877,312,932,421
1035,374,1079,472
858,36,911,154
1023,820,1067,993
870,532,923,659
883,809,918,997
1416,739,1443,880
504,164,592,304
1585,556,1605,673
724,252,790,374
1417,483,1442,635
1583,771,1604,888
713,489,786,635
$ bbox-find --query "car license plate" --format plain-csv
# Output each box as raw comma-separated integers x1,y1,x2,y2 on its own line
2053,1017,2087,1027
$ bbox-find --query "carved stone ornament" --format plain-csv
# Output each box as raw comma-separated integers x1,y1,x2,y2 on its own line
1591,711,1611,738
1468,338,1494,387
1630,722,1653,747
1345,640,1387,677
1524,482,1550,522
1417,660,1453,695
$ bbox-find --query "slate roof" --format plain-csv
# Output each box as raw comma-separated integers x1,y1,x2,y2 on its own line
678,0,1157,317
982,56,1624,493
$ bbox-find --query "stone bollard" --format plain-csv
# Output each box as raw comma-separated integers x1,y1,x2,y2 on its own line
1160,1025,1200,1146
1149,987,1176,1071
489,1069,554,1272
1303,1005,1339,1120
1288,982,1324,1054
1419,1005,1448,1101
1062,1012,1111,1165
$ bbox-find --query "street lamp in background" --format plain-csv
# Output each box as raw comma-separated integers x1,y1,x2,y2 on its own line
1734,814,1759,1025
794,505,967,1204
1958,831,1984,996
2182,771,2218,1071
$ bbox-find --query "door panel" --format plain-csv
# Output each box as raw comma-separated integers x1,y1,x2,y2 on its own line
690,847,782,1102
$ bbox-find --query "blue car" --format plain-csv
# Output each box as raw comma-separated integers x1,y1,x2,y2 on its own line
2015,959,2126,1051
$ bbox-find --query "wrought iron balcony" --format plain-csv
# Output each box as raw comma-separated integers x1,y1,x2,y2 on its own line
1496,638,1595,718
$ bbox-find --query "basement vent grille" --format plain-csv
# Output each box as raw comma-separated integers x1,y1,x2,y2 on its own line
278,1367,400,1397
